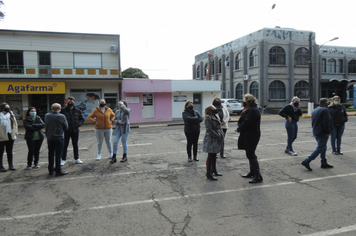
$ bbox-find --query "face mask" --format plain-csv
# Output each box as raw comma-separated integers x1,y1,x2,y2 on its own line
213,101,221,107
67,103,74,107
334,101,340,105
30,112,36,117
188,105,194,110
100,103,106,107
242,102,247,107
3,107,10,112
294,102,299,107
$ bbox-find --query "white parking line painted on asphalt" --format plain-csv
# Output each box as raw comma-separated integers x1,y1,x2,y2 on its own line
1,172,356,221
302,224,356,236
128,143,152,146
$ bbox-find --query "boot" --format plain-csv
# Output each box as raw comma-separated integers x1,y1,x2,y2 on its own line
242,159,254,178
212,167,222,176
249,169,263,183
120,153,127,162
110,154,117,164
220,152,226,158
193,156,199,161
206,172,217,181
0,165,6,172
188,156,192,162
8,165,16,171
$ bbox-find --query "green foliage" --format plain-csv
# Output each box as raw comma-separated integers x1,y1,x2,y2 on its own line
342,103,352,108
0,1,4,20
122,67,149,79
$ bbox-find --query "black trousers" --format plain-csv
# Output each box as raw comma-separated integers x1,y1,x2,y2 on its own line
63,131,79,160
184,131,200,157
246,149,260,171
26,139,43,166
0,135,14,167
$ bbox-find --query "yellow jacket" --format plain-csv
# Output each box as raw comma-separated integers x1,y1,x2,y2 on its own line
88,106,115,129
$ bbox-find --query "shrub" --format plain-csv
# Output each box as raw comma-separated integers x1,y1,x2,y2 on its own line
342,103,352,108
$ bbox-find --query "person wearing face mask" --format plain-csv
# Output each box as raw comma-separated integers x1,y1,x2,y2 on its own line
23,107,45,170
278,96,303,156
182,101,203,162
111,100,131,164
89,99,115,160
0,103,18,172
212,97,230,158
236,94,262,183
60,96,85,165
328,95,348,155
203,105,224,180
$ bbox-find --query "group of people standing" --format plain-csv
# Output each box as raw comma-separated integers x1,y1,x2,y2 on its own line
0,97,131,176
183,93,263,183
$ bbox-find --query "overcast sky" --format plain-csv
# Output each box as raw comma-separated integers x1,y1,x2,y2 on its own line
0,0,355,79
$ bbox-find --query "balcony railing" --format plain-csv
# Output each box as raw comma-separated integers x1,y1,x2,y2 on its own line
0,67,120,76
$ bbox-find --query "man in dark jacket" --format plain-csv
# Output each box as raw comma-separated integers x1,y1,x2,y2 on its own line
60,96,85,165
301,98,333,171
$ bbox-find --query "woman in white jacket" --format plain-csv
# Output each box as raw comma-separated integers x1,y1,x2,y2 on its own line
212,98,230,158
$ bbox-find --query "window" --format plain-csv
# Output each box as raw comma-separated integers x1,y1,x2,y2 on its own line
104,93,118,112
348,60,356,74
347,85,354,99
0,51,24,74
204,63,208,76
269,80,286,99
321,58,326,73
211,61,215,75
218,58,222,74
235,53,242,70
294,47,309,66
196,65,200,78
338,59,343,73
225,56,229,67
249,48,258,67
294,81,309,99
39,52,51,66
74,53,102,68
327,59,336,73
249,81,259,99
235,83,243,99
269,46,285,65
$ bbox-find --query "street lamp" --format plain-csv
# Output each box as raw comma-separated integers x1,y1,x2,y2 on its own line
307,35,339,115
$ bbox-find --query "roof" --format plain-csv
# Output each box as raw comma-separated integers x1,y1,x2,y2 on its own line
0,29,120,37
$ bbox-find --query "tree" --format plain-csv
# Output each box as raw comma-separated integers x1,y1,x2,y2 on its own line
0,1,4,20
122,67,149,79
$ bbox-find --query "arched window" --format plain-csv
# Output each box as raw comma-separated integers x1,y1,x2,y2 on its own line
294,47,309,65
211,61,215,75
269,80,286,99
294,81,309,99
347,85,354,99
218,58,222,74
348,60,356,74
249,81,259,99
337,59,344,73
225,56,229,67
249,48,258,67
235,83,243,99
235,53,242,70
327,59,336,73
269,46,286,65
196,65,200,78
204,63,208,76
321,58,326,73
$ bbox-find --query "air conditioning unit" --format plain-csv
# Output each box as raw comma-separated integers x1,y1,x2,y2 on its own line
243,75,249,80
110,45,117,53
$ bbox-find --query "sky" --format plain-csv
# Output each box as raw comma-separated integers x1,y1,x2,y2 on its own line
0,0,355,80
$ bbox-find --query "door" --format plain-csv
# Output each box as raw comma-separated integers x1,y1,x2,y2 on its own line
142,93,155,118
193,93,202,115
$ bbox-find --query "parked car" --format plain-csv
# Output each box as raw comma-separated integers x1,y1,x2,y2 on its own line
220,98,243,114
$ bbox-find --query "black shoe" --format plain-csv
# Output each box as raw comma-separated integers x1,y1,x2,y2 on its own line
8,165,16,171
321,163,333,169
206,172,218,181
193,156,199,161
301,161,313,171
0,167,7,172
249,176,263,184
55,171,68,176
110,154,117,164
213,171,222,176
337,150,343,155
188,157,192,162
241,172,254,178
332,151,339,155
120,157,127,162
49,171,54,175
220,153,226,158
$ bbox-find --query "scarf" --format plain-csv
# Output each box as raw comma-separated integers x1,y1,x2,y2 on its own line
238,106,251,126
0,112,12,133
290,102,299,112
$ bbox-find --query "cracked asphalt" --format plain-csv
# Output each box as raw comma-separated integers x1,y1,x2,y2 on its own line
1,116,356,236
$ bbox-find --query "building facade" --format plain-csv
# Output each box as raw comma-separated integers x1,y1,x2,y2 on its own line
193,27,356,108
0,29,122,121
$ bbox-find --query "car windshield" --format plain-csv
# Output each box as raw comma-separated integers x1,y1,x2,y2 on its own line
228,100,239,103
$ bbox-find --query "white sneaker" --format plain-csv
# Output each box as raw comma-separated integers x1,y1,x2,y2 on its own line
75,159,83,164
289,151,297,156
96,154,101,160
61,160,67,166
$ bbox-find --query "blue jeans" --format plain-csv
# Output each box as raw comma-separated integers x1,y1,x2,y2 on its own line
304,135,329,164
47,139,64,173
285,121,298,151
330,124,345,151
113,130,129,154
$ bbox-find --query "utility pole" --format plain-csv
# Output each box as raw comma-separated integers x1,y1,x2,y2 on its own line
308,33,314,115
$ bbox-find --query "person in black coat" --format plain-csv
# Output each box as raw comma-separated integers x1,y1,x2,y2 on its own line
328,95,348,155
236,93,262,183
23,107,45,169
278,96,303,156
182,101,203,162
60,96,85,165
